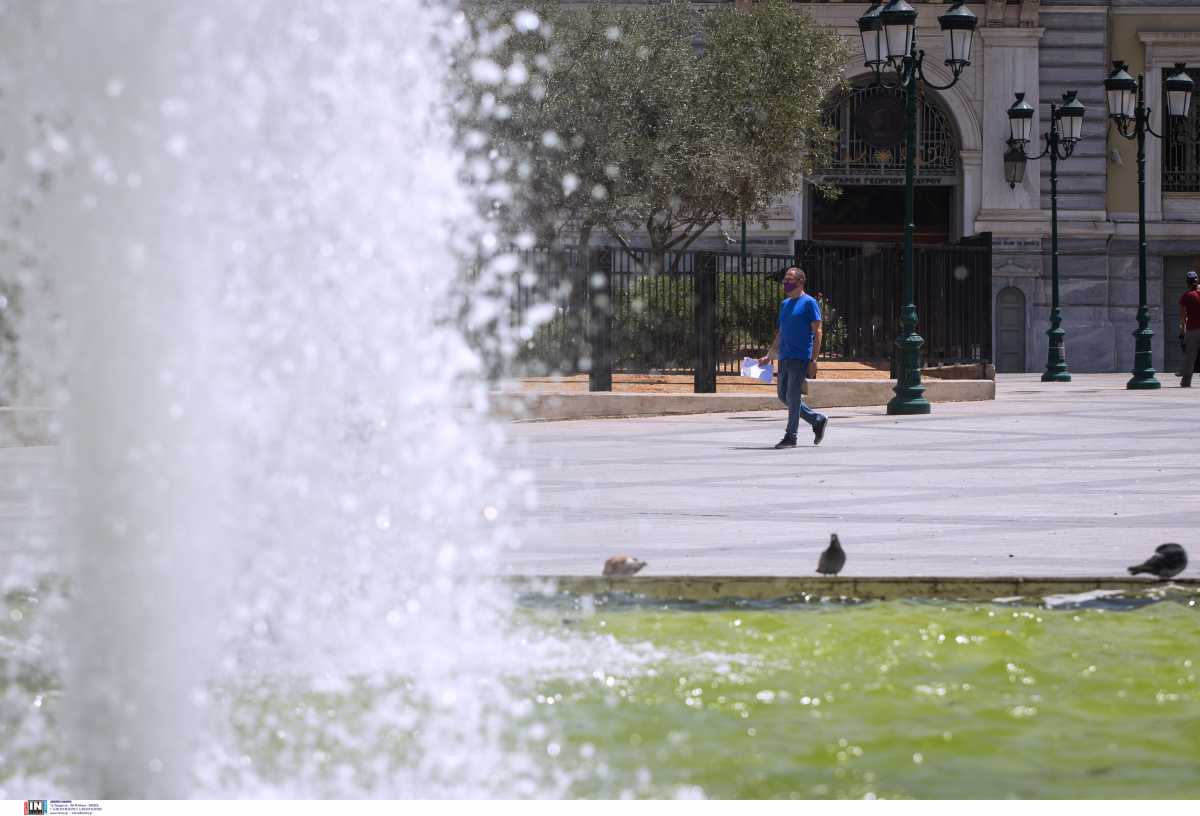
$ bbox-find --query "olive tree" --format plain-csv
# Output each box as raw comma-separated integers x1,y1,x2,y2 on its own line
453,0,848,270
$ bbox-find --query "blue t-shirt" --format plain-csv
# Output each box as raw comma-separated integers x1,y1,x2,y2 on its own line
778,294,821,360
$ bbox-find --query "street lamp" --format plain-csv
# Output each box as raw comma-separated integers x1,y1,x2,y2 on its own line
1005,91,1086,382
1104,60,1195,389
856,0,977,415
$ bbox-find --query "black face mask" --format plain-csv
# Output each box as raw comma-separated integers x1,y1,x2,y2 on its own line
783,281,799,295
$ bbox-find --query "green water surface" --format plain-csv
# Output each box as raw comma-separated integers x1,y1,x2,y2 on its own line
4,590,1198,798
525,598,1200,799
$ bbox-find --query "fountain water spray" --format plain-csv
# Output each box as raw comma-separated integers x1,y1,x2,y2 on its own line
3,0,544,797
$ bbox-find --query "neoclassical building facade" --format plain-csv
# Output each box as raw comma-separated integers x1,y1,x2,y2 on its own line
695,1,1200,374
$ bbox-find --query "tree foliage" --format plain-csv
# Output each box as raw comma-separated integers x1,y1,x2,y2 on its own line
452,0,847,267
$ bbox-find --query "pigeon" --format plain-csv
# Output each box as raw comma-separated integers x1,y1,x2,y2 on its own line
1127,543,1188,579
603,555,647,577
816,534,846,576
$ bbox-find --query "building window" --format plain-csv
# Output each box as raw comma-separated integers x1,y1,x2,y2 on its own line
1163,67,1200,193
820,83,958,175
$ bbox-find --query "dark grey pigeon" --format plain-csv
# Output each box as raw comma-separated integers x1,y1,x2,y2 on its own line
817,534,846,576
1127,543,1188,579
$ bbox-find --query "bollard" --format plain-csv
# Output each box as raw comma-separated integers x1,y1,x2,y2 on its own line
588,248,613,392
694,252,717,393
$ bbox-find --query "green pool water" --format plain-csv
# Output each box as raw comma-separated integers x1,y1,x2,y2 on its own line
4,591,1199,798
516,596,1200,799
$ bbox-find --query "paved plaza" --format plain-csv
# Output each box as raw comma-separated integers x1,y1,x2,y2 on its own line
501,374,1198,578
3,374,1196,583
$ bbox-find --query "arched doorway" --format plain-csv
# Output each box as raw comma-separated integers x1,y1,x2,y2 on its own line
995,287,1027,373
809,83,960,243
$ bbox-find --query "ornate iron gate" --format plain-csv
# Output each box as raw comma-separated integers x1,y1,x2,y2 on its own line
511,240,992,385
794,238,992,365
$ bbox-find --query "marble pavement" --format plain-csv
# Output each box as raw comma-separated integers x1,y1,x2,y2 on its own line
499,374,1199,578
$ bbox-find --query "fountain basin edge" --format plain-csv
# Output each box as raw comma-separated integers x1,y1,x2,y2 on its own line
502,574,1199,603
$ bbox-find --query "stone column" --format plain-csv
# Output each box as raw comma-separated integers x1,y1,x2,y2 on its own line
976,26,1046,372
978,26,1044,219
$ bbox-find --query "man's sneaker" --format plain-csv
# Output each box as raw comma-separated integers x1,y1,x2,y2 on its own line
813,417,828,446
774,434,797,449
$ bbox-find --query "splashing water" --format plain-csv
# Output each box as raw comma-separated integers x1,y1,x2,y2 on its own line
1,0,549,797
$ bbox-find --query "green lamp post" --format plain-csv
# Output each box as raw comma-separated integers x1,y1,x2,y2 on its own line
1004,90,1086,383
857,1,978,415
1103,61,1194,390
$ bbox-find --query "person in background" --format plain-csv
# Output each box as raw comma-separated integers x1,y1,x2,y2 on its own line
759,266,828,448
1179,269,1200,388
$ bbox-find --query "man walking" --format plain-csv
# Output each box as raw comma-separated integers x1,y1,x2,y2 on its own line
759,267,828,448
1180,269,1200,388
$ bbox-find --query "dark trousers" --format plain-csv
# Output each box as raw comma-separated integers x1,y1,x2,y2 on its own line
1182,329,1200,387
777,358,825,437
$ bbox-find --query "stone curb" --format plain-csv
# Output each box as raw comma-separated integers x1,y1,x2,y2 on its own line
494,379,994,421
504,575,1199,602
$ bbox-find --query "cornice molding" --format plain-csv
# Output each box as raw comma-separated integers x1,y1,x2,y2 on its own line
1115,7,1200,16
1138,31,1200,47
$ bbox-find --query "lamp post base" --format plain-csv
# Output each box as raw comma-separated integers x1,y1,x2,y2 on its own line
1126,375,1161,390
886,395,932,415
887,329,931,415
1127,319,1160,390
1041,323,1071,382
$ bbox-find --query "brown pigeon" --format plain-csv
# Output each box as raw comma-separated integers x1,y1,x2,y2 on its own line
603,555,647,576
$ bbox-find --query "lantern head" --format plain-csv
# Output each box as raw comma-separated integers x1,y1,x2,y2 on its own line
880,0,918,63
1165,63,1194,119
857,3,885,71
938,1,977,72
1004,141,1027,189
1056,90,1086,144
1104,61,1138,123
1007,92,1036,145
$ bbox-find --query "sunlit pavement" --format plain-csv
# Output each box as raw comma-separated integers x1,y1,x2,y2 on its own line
500,373,1198,578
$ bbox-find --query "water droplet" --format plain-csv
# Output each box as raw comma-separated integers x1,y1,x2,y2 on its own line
513,9,540,32
506,62,528,85
469,59,503,85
